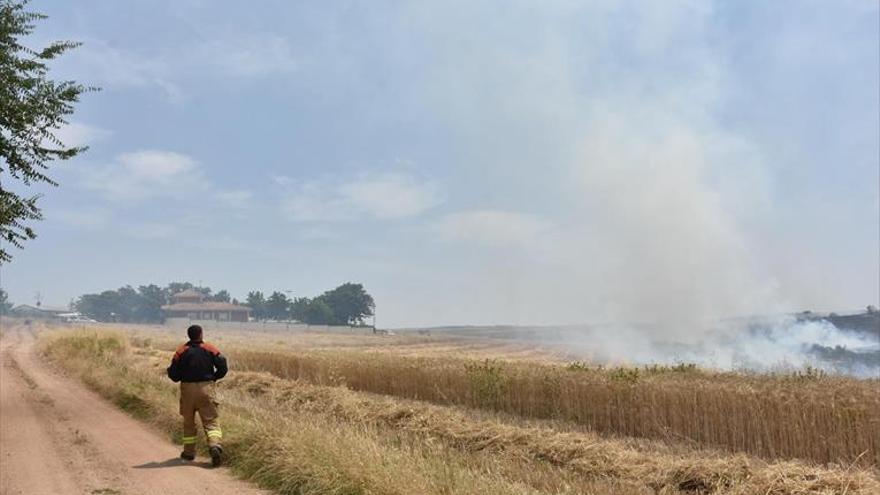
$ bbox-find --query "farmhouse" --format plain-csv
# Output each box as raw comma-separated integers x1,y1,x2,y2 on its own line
9,304,70,319
162,288,251,322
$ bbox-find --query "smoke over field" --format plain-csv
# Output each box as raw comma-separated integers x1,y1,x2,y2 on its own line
426,312,880,378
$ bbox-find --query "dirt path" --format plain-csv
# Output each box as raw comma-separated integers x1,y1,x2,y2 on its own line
0,324,269,495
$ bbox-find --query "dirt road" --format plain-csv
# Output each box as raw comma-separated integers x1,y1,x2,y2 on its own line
0,324,269,495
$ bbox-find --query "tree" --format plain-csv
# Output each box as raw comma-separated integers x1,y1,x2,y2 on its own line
319,282,375,325
246,291,266,320
75,290,121,322
1,1,95,263
136,284,166,322
74,285,167,323
211,289,230,302
289,297,310,322
302,298,334,325
265,291,290,320
115,285,139,321
0,287,12,314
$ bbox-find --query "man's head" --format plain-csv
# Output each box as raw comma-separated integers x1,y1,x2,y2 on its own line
187,325,203,341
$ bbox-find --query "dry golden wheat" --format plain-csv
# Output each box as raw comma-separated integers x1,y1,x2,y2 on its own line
38,327,880,495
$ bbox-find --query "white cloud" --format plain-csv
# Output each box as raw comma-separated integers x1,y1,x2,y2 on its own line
54,122,112,148
434,210,550,247
81,150,206,201
280,173,442,222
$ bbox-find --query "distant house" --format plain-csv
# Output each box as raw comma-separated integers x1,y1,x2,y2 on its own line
162,289,251,322
10,304,70,319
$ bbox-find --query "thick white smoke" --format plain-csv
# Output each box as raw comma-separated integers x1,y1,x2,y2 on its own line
551,316,879,378
571,105,776,338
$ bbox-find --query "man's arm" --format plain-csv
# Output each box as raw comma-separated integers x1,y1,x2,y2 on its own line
167,358,182,382
167,344,187,382
212,353,228,381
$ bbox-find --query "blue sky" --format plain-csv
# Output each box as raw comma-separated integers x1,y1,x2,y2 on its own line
2,0,878,328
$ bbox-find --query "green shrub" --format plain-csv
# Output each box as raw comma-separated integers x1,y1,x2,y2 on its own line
609,367,640,384
464,359,508,408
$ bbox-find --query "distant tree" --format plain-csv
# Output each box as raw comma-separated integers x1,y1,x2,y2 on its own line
0,287,12,314
302,298,335,325
194,286,212,298
74,285,165,323
136,284,166,322
867,305,878,315
212,289,230,302
289,296,310,322
75,290,121,321
265,291,290,320
246,291,266,320
319,282,375,325
0,1,96,263
115,285,139,321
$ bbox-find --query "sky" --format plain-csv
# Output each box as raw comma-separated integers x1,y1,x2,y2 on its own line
2,0,878,329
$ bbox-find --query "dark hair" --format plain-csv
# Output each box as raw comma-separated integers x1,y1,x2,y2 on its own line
187,325,203,341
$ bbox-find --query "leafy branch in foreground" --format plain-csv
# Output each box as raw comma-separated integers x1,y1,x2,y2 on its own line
0,0,97,263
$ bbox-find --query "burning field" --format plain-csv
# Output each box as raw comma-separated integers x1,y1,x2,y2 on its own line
37,321,880,495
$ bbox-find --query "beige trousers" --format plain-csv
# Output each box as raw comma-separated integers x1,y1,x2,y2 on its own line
179,381,222,454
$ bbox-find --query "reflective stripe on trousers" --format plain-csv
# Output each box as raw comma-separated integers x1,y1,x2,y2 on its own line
179,381,222,453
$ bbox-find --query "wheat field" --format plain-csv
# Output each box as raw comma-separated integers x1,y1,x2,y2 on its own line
40,324,880,495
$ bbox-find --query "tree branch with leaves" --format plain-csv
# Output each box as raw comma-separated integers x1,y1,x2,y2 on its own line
0,0,96,263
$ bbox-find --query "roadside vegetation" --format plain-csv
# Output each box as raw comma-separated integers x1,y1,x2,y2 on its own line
41,327,879,495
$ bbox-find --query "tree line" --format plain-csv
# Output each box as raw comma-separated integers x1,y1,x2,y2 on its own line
72,281,374,326
245,283,375,326
74,282,235,323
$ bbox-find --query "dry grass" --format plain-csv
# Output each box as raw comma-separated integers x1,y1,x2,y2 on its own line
218,347,879,467
226,371,880,495
122,326,880,466
41,330,636,495
41,328,880,495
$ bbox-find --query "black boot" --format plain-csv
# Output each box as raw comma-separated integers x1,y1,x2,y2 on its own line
180,451,195,461
209,446,223,467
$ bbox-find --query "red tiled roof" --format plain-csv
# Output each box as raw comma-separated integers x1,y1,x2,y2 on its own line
162,302,251,311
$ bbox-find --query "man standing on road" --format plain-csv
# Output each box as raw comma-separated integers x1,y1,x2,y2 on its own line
167,325,228,466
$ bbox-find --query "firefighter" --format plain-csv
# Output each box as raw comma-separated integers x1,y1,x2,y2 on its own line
166,324,228,466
